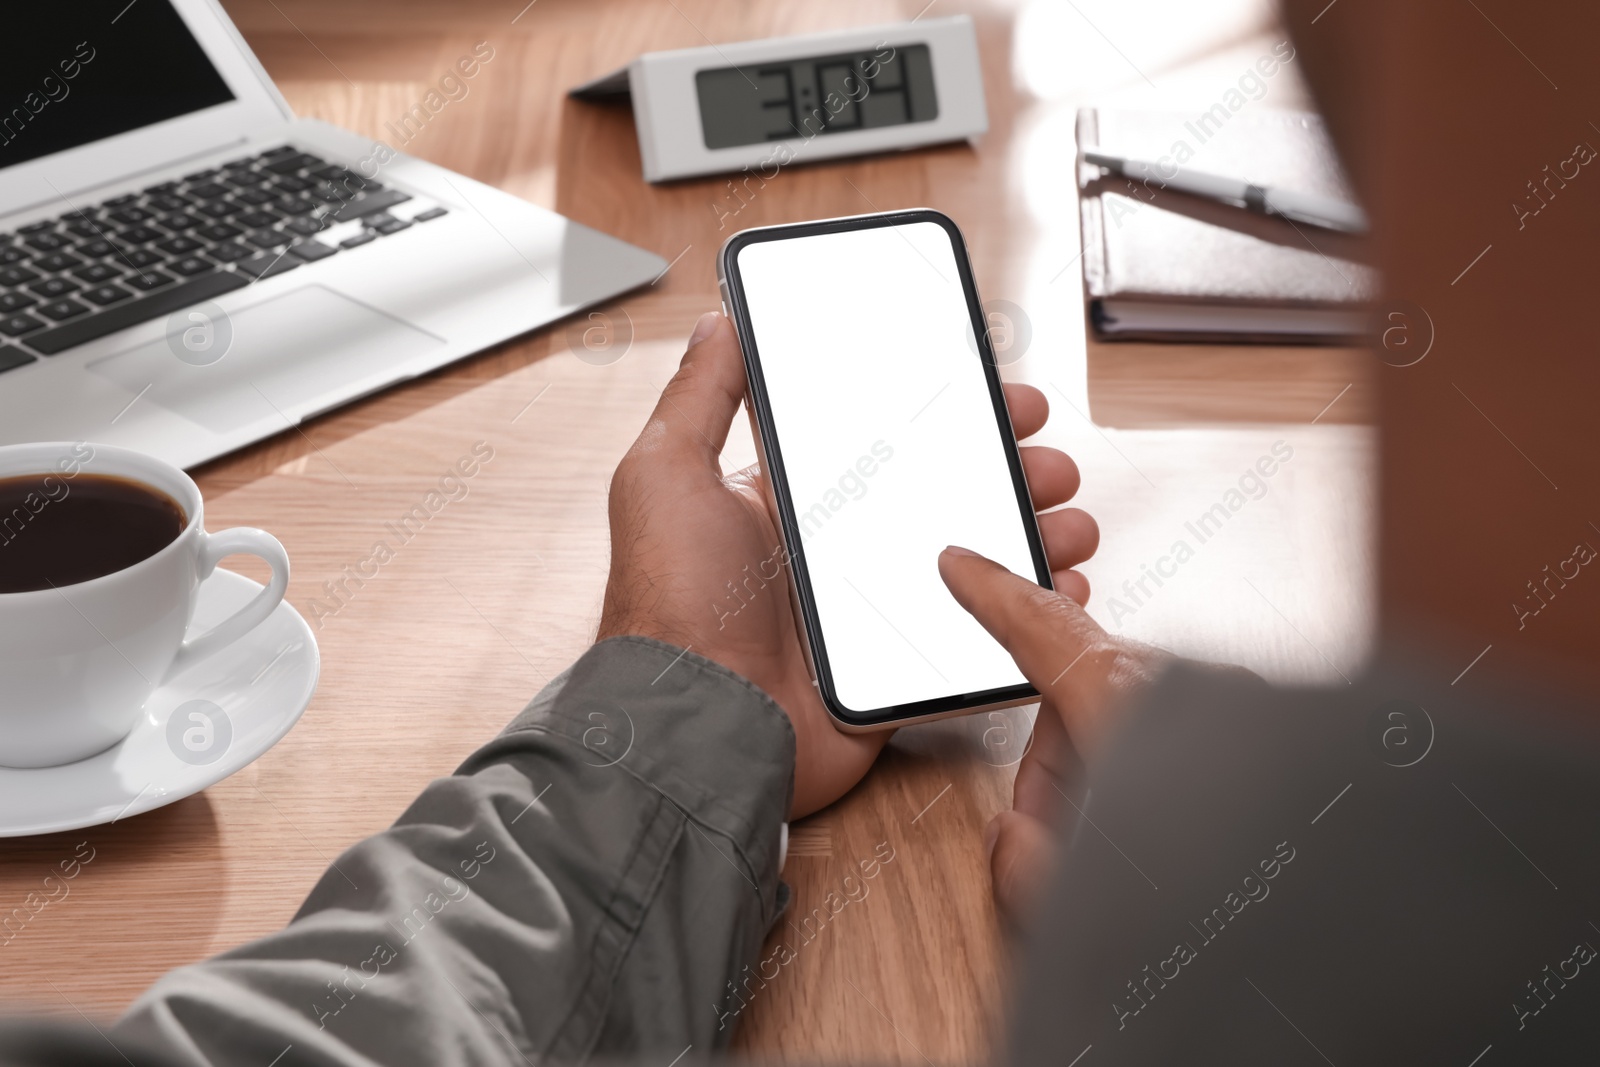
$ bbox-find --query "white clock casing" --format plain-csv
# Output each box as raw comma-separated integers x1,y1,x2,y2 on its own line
570,16,988,183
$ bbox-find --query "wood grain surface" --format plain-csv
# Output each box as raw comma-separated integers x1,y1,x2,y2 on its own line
0,1,1376,1062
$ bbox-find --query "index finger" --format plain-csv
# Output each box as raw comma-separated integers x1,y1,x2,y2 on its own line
938,545,1130,755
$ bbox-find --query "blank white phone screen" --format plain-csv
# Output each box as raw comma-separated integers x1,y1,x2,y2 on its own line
737,220,1036,713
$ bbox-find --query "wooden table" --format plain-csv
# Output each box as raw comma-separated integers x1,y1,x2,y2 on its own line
0,1,1375,1062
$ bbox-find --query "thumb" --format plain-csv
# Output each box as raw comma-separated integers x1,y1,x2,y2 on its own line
938,545,1115,753
638,312,746,465
986,809,1058,923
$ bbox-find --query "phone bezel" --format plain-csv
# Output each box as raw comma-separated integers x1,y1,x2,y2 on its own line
718,208,1052,730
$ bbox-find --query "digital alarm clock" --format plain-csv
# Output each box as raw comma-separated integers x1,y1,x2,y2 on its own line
570,16,988,183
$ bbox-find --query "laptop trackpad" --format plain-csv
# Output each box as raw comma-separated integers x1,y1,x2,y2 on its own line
89,285,444,434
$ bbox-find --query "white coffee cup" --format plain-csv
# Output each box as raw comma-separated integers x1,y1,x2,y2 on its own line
0,442,289,768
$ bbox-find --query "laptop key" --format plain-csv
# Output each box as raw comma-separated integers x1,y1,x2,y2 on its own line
119,226,164,244
194,201,236,219
29,278,81,299
264,153,325,175
374,217,413,236
32,252,83,272
329,189,412,222
0,346,35,374
125,271,177,291
414,207,449,222
83,284,134,306
288,239,337,263
256,145,299,160
308,182,354,204
107,208,153,225
38,299,91,321
312,168,369,194
207,242,254,263
125,250,164,268
156,236,205,255
234,189,275,206
236,211,281,229
28,270,247,355
195,223,242,242
0,248,26,265
77,240,125,259
183,169,222,184
148,195,187,212
339,232,377,250
23,233,68,252
0,314,45,336
188,182,230,200
72,264,122,283
273,175,314,193
64,222,104,239
244,230,289,250
18,220,56,234
169,255,215,276
159,213,199,231
103,193,141,208
234,252,301,279
0,267,40,286
0,293,37,312
282,216,327,237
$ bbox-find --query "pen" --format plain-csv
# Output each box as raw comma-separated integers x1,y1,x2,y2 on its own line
1083,149,1369,234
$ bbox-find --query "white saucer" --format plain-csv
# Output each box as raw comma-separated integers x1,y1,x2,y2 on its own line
0,569,319,837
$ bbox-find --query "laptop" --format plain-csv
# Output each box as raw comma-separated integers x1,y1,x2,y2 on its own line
0,0,666,469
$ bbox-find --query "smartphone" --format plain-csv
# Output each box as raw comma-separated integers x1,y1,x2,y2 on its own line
717,209,1051,731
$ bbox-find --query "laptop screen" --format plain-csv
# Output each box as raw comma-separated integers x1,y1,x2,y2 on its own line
1,0,236,171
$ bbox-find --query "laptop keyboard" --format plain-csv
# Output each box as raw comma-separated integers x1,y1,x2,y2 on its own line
0,145,448,371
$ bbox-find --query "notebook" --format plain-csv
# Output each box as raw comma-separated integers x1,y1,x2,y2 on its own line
1076,108,1378,344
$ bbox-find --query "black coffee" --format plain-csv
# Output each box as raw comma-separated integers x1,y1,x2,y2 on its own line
0,473,187,594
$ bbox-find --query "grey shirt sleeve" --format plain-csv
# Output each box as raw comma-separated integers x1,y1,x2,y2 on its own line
1,637,794,1067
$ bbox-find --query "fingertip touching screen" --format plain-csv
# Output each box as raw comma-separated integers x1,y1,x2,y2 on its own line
733,216,1041,717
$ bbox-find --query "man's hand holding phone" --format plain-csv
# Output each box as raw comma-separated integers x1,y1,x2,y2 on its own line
597,311,1100,818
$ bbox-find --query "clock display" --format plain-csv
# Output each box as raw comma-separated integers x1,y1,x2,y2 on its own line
695,44,938,150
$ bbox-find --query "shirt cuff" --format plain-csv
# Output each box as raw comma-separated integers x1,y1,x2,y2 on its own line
499,636,796,906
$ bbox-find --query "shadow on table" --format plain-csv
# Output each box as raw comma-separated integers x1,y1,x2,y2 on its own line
0,794,225,1012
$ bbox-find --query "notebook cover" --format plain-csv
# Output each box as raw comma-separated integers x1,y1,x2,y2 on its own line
1077,108,1379,343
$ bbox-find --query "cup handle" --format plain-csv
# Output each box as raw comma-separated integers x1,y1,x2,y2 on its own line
163,527,290,684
